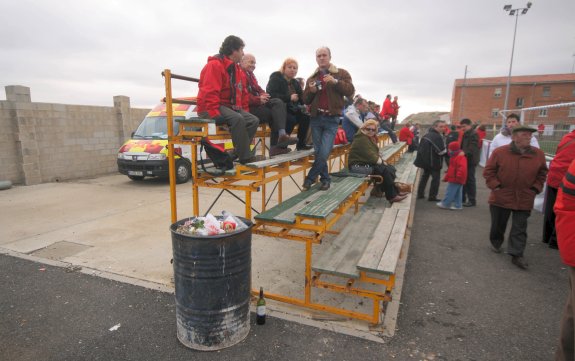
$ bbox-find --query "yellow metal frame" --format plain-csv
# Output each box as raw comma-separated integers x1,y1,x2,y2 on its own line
163,69,408,325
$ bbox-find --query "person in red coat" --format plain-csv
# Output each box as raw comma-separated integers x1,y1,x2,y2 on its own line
483,126,548,269
380,94,393,122
437,141,468,210
398,122,415,152
390,96,400,130
543,130,575,249
554,159,575,361
476,124,486,149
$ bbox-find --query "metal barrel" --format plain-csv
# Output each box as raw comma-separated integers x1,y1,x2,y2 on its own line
170,217,252,351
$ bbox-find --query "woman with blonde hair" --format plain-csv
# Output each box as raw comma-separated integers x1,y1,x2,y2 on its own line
266,58,311,151
347,118,408,202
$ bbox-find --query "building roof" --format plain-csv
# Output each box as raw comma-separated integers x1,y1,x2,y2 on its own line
454,73,575,87
403,112,450,125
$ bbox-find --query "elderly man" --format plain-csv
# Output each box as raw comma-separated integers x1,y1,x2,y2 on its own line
488,113,539,158
414,120,447,201
342,97,368,143
302,46,354,191
240,54,297,156
197,35,259,164
483,125,548,269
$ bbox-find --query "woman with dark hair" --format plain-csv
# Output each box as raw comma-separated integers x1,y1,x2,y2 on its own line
348,119,408,203
266,58,311,151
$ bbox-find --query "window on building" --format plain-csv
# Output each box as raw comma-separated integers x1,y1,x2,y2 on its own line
516,97,524,108
494,88,502,97
491,108,499,118
539,109,548,117
542,86,551,97
569,107,575,118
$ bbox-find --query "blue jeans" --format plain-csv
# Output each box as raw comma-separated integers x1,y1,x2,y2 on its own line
440,182,463,209
306,115,339,184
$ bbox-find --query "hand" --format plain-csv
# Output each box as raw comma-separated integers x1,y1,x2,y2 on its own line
308,81,317,93
260,93,270,104
290,94,299,102
323,74,338,84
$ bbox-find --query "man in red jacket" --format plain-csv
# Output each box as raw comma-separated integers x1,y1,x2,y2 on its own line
483,125,548,269
398,122,415,152
543,129,575,249
391,96,400,130
554,159,575,361
197,35,259,164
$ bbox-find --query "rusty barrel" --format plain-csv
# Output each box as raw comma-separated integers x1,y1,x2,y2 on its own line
170,217,252,351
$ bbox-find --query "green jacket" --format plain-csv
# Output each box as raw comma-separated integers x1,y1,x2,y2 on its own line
348,131,379,166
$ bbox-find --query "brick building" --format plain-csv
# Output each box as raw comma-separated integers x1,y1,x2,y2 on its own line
451,73,575,127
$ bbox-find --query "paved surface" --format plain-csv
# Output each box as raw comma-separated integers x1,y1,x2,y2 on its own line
0,171,568,360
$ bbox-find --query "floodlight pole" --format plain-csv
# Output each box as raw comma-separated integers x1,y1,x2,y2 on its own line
502,3,531,125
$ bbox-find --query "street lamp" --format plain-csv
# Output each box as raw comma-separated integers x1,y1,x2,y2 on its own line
502,2,532,122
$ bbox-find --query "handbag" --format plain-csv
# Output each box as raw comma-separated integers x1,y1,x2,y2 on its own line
395,181,412,193
200,137,234,175
334,128,348,145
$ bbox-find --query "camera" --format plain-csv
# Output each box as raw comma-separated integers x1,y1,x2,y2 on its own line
315,80,322,91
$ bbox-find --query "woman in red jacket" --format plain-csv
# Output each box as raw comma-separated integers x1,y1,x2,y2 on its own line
554,159,575,361
437,141,468,210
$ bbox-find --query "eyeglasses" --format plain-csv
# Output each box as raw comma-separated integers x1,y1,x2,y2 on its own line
365,128,377,132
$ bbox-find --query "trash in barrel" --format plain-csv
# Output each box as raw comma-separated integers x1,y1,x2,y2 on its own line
171,212,252,351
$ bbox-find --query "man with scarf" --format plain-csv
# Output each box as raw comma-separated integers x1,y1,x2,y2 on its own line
197,35,259,164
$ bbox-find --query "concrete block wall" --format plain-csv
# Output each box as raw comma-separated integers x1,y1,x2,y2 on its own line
0,86,149,185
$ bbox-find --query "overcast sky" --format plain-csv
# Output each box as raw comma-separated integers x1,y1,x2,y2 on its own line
1,0,574,121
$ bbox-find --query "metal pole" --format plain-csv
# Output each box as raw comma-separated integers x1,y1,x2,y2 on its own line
502,11,519,126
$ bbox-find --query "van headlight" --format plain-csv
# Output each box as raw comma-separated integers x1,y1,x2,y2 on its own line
117,153,125,159
148,154,166,160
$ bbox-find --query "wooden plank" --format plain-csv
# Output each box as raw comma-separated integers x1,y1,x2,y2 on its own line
356,208,399,272
312,205,385,278
296,177,366,219
254,183,323,223
376,209,410,275
197,165,237,176
176,117,213,124
244,148,315,168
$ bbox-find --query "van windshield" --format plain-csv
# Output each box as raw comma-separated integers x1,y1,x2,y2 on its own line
132,116,181,139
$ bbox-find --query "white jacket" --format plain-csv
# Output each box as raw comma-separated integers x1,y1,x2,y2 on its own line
488,132,540,158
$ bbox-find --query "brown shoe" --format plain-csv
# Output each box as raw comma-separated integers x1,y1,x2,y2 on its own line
277,134,298,147
269,146,291,157
389,194,408,203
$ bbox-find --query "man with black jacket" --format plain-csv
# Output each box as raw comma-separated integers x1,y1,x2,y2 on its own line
459,118,480,207
414,120,447,201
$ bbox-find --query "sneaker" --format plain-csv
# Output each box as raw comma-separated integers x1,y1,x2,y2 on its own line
511,256,528,270
269,146,291,157
302,179,313,191
320,182,330,191
276,134,298,148
436,202,449,210
450,206,463,211
490,244,502,253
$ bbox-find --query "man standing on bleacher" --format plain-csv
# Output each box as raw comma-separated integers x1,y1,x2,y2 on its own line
302,46,355,191
197,35,259,164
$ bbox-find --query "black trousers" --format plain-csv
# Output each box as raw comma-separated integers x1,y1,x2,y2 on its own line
417,168,440,199
543,186,558,247
489,205,531,257
462,164,477,205
286,111,310,149
249,98,287,146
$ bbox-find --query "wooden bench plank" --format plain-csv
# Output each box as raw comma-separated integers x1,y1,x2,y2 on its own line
312,200,385,278
176,117,213,124
356,208,399,272
296,177,367,219
244,148,315,168
254,182,324,224
376,209,410,275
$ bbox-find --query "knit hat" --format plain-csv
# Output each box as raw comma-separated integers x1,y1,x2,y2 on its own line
448,141,460,152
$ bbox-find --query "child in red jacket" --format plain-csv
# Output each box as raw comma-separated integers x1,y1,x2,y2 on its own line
437,142,468,210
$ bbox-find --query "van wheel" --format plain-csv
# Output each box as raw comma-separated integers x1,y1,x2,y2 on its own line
176,160,191,184
128,175,145,181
